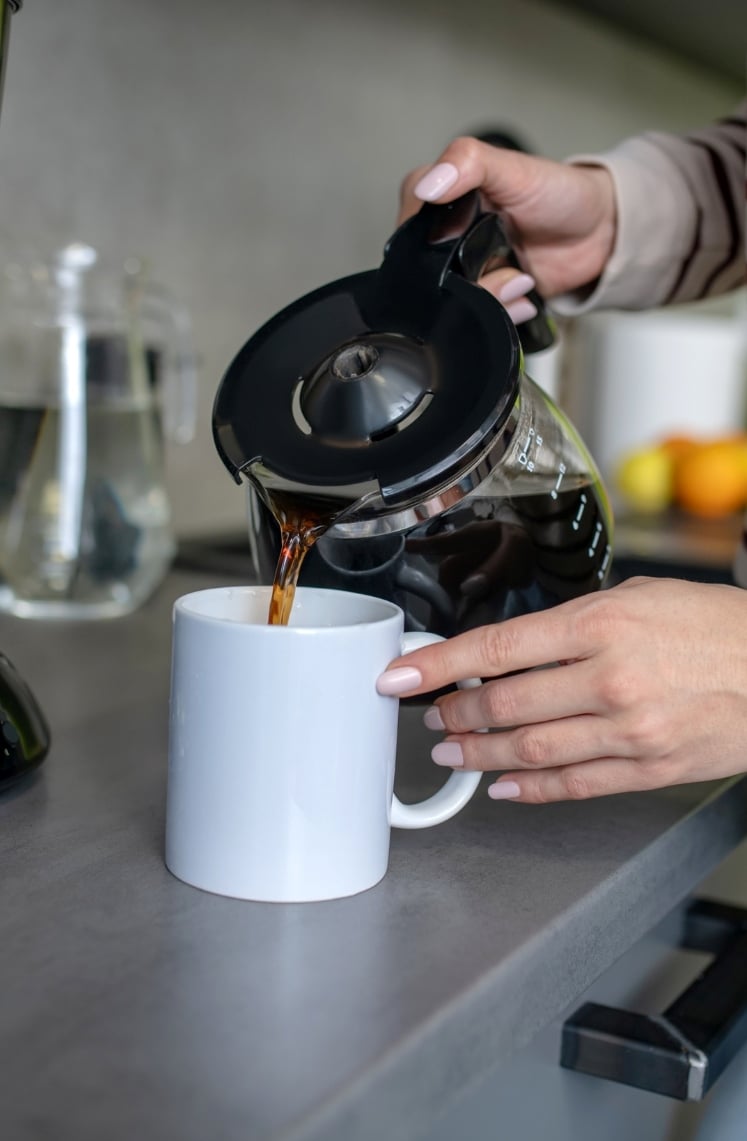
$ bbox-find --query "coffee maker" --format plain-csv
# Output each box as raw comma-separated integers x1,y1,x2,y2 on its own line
214,191,613,636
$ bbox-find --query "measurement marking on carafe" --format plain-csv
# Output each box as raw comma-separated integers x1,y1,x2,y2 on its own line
571,493,587,531
588,521,603,558
550,463,566,500
518,428,543,472
597,545,612,580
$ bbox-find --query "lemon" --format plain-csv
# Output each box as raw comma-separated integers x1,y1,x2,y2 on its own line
615,446,673,514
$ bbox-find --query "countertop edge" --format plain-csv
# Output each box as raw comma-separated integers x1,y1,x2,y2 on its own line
284,776,747,1141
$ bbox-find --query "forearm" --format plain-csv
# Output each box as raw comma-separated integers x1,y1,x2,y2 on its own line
554,103,746,315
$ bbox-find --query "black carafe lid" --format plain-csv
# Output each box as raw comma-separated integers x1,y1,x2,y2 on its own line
213,192,555,510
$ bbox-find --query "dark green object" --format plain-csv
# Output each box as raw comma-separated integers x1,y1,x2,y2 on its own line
0,651,50,790
0,1,48,793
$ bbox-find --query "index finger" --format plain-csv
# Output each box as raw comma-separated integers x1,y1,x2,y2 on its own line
377,595,597,697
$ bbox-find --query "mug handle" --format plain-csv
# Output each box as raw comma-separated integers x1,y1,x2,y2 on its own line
389,631,483,830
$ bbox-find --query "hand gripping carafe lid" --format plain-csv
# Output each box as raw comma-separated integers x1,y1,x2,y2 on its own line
213,192,556,516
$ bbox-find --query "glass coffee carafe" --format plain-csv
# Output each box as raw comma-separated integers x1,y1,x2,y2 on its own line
213,192,613,635
0,243,197,618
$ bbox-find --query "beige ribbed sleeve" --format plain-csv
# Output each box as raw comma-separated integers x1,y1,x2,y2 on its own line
553,102,746,316
551,103,747,585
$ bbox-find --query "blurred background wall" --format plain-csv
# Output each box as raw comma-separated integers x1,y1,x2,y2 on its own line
0,0,741,536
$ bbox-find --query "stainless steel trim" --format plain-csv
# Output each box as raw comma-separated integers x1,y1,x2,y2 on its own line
242,397,521,539
560,898,747,1101
328,400,522,538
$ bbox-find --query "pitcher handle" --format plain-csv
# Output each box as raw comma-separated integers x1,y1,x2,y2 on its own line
136,279,199,444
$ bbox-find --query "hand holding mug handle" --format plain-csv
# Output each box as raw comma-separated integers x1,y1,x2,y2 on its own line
389,631,482,829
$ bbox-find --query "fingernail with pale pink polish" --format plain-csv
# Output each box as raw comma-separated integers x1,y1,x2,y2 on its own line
423,705,445,730
432,741,464,767
487,780,522,800
376,666,422,696
413,162,459,201
504,298,538,326
497,273,536,304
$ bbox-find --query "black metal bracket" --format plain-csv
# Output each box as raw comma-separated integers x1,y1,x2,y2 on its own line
560,898,747,1100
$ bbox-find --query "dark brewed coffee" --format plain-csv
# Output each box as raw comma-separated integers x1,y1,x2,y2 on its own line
263,489,344,625
254,475,611,636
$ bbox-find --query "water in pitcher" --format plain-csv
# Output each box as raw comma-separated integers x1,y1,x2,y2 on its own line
0,400,174,618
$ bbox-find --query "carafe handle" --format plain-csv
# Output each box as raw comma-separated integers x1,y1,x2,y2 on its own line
380,190,556,354
451,205,556,354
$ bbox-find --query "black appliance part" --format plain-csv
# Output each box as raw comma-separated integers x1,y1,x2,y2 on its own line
213,192,555,509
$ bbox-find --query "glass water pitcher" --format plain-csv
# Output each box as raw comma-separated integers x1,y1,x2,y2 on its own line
0,243,197,618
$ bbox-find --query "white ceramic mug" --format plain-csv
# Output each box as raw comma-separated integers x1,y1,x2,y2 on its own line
165,586,482,902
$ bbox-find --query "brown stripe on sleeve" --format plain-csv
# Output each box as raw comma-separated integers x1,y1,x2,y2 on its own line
665,203,704,303
664,129,745,305
719,136,746,161
689,141,744,297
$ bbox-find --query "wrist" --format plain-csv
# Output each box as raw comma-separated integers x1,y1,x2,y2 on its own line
577,163,618,288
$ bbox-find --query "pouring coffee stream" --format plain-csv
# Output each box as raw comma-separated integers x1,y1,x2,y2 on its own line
214,191,613,631
264,489,348,625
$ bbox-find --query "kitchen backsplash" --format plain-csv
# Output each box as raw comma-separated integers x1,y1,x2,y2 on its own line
0,0,739,536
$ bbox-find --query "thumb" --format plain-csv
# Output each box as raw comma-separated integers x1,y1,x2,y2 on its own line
408,137,545,211
397,163,435,225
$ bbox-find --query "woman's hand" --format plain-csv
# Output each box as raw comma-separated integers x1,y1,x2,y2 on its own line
398,138,617,307
377,577,747,803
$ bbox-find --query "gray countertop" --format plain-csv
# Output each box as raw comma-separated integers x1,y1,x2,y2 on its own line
1,569,746,1141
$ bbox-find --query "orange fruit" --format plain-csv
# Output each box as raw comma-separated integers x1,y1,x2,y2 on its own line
674,439,747,518
658,434,699,464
